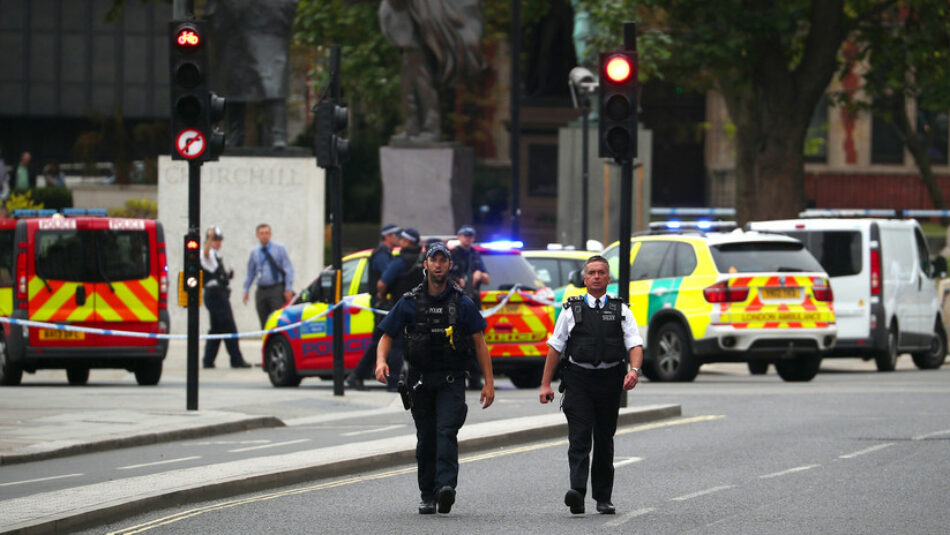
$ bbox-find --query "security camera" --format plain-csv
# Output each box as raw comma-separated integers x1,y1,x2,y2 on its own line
568,66,598,109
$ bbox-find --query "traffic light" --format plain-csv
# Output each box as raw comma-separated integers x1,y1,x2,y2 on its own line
169,20,226,163
179,230,202,307
598,51,638,162
314,99,349,168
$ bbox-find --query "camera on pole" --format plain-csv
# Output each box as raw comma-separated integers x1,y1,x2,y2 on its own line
597,50,638,163
169,20,226,163
314,99,349,169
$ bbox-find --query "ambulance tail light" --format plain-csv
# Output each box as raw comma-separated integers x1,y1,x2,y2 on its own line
157,242,168,309
15,249,27,308
870,248,881,296
703,281,749,303
812,278,833,302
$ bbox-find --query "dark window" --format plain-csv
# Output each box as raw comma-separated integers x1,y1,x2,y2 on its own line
710,241,824,274
527,144,558,197
781,231,862,277
481,253,544,291
917,109,948,166
0,230,14,286
804,96,829,163
914,227,931,277
672,243,697,277
343,258,365,295
871,98,905,164
35,230,150,282
526,258,559,287
561,259,585,287
630,241,671,281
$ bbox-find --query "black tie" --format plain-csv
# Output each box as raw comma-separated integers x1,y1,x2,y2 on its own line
595,298,601,310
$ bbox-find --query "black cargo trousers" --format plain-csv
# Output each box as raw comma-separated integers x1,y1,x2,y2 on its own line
561,362,625,503
409,368,469,502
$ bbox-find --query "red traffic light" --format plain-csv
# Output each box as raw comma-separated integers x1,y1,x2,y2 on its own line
186,239,200,250
175,27,201,51
604,55,633,84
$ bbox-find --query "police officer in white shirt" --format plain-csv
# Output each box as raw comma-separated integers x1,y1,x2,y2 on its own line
540,255,643,516
201,226,251,369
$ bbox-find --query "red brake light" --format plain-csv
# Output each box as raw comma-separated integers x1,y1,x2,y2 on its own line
870,248,881,296
703,281,749,303
812,278,833,302
157,243,168,309
15,250,27,306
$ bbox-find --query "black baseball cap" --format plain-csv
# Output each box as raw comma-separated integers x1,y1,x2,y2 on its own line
425,242,451,260
400,227,420,245
457,225,476,236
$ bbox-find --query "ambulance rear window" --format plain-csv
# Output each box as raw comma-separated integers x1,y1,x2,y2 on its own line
35,230,150,282
710,241,824,274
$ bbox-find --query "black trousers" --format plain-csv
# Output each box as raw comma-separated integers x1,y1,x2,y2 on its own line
255,283,285,328
561,364,624,502
410,370,468,501
203,287,244,366
352,327,404,389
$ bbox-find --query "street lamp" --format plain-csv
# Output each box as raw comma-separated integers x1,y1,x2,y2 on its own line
569,66,598,250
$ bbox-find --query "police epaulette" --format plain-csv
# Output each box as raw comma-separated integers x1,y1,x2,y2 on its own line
563,295,585,309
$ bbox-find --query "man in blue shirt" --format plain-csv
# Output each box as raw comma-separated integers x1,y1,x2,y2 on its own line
375,242,495,515
242,223,295,328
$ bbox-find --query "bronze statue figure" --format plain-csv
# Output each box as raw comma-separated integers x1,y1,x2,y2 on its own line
379,0,485,145
207,0,299,149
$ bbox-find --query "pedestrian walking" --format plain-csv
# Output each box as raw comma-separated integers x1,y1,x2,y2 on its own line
375,241,495,515
346,223,402,390
14,152,32,192
450,224,490,390
539,254,643,515
242,223,295,328
201,226,252,369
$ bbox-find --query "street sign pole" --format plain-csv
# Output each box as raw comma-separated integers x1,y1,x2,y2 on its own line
186,160,200,410
617,21,637,408
328,45,346,397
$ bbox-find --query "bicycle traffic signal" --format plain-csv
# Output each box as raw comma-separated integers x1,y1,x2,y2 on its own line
598,51,638,163
169,20,226,163
179,230,202,307
314,99,349,169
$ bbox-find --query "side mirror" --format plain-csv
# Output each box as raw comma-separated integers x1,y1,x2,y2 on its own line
932,256,947,279
569,269,584,287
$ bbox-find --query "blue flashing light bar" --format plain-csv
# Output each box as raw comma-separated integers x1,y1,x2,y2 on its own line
665,220,682,229
696,219,712,230
799,209,897,218
481,240,524,250
651,207,736,217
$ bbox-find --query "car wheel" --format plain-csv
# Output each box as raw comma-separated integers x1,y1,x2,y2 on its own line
508,366,543,389
875,327,899,372
775,354,821,382
645,322,699,382
267,336,302,387
912,322,947,370
66,366,89,385
135,361,163,385
747,361,769,375
0,336,23,386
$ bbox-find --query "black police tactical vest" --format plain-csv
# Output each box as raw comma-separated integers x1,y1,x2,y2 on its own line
388,247,423,299
201,254,229,290
368,243,391,291
403,284,475,371
564,295,627,366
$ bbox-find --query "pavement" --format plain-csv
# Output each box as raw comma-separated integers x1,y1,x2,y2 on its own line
0,339,682,534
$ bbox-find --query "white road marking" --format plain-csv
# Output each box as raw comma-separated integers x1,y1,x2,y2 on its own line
913,428,950,441
0,473,84,487
341,424,406,437
670,485,736,502
117,456,202,471
604,507,655,527
185,440,269,446
613,456,644,468
839,443,894,459
759,464,821,479
228,439,311,453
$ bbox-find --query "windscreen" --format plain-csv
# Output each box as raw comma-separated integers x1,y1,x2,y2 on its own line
36,230,151,282
710,241,825,274
780,230,862,277
480,253,543,291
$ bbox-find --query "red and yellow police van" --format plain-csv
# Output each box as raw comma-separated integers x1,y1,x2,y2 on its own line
0,209,169,386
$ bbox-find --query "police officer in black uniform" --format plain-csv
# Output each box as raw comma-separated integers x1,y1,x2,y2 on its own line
200,226,251,369
540,255,643,515
345,223,401,389
375,242,495,515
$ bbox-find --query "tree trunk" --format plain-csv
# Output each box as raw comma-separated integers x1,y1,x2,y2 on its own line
894,96,946,211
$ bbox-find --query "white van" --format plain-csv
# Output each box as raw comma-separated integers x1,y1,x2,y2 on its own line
747,217,946,372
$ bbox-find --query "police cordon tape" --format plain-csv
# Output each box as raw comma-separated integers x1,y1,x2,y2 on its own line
0,283,560,341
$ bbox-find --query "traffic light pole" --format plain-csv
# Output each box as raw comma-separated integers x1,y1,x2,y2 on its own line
617,22,637,409
328,45,346,397
187,160,200,410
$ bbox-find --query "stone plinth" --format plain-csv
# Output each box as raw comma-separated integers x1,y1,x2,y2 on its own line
158,155,324,335
379,146,473,236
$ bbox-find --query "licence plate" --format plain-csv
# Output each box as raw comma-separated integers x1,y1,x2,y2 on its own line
38,329,85,341
760,287,799,299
